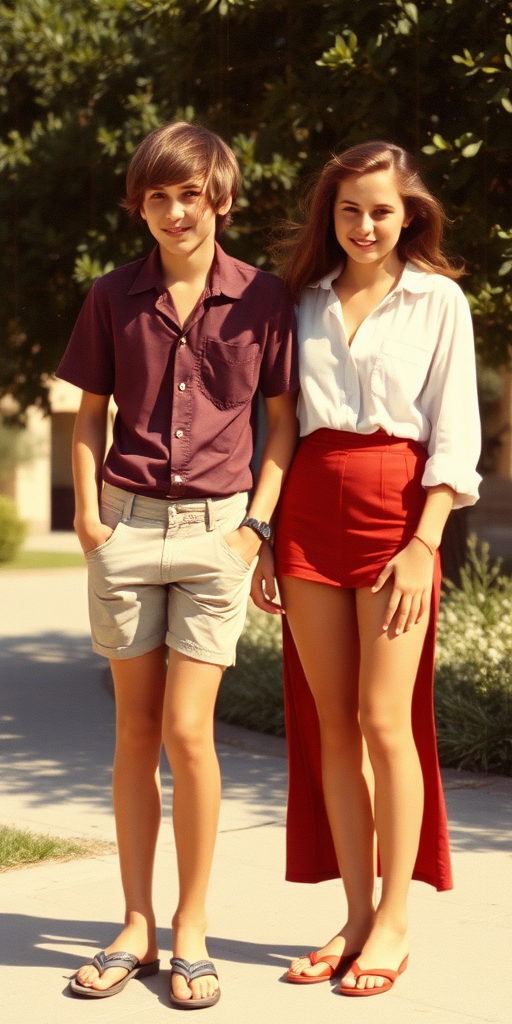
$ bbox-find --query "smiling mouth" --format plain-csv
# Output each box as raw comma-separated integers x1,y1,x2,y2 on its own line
163,226,189,236
350,238,376,248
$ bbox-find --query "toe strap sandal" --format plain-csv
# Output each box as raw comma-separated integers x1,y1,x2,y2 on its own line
286,949,360,985
338,954,409,997
69,949,160,998
169,957,221,1009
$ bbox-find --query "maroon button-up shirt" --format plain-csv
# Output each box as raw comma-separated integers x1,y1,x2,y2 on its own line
56,243,298,499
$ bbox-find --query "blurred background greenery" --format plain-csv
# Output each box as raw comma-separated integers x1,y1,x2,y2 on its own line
1,0,512,417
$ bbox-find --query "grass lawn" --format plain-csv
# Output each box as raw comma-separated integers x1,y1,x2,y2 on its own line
0,551,85,571
0,824,114,871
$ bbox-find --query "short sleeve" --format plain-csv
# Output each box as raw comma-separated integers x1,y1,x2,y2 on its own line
421,284,481,509
56,277,115,395
258,294,299,398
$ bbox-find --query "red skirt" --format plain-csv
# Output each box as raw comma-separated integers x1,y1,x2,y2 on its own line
274,429,453,892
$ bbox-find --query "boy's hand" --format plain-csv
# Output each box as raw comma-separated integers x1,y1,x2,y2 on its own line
223,525,261,567
250,541,283,615
74,516,113,554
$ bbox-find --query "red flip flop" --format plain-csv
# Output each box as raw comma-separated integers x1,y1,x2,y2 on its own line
338,954,409,996
286,949,360,985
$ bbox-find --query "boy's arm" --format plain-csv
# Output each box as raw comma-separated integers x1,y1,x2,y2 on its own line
72,390,112,554
224,390,299,609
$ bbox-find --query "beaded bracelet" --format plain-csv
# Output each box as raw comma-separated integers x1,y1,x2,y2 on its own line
412,534,435,556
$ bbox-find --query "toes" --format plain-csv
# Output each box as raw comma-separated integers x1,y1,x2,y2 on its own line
341,973,356,989
172,974,192,1001
75,967,99,988
190,976,218,1001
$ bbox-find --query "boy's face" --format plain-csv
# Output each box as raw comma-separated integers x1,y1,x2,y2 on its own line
140,180,231,258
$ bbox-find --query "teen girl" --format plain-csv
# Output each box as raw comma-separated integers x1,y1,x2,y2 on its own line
272,141,481,995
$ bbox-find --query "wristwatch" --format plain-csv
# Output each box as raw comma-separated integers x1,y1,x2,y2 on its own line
241,516,272,541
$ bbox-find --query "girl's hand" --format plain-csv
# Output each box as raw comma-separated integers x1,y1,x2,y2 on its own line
372,537,434,634
250,540,283,615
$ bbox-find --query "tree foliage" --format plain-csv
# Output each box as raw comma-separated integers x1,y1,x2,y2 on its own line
1,0,512,415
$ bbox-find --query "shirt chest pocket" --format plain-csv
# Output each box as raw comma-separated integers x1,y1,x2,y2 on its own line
198,336,260,410
370,337,433,401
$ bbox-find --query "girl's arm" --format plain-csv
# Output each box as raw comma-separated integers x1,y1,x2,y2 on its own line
72,390,112,553
372,483,454,635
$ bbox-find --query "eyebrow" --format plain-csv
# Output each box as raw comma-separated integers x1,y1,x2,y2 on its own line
149,182,204,191
339,197,395,209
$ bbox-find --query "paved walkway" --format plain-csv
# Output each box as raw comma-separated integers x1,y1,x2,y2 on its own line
0,566,511,1024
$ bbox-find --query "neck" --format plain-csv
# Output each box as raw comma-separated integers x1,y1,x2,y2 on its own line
159,236,217,288
341,252,404,291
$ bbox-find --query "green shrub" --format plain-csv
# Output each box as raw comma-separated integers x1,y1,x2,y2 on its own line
435,535,512,775
0,495,26,563
216,606,285,736
217,536,512,776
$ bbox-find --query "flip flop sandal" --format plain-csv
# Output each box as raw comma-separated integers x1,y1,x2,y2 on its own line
286,950,361,984
69,950,160,998
338,954,409,996
169,957,221,1009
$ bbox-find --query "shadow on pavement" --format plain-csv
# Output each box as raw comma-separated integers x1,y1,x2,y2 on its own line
0,913,309,972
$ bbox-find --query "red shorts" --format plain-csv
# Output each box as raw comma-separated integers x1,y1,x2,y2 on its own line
274,429,453,892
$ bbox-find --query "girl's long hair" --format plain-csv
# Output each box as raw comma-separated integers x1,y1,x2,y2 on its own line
273,141,463,302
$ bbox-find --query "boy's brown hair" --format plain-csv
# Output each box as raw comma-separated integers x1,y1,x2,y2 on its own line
122,121,240,235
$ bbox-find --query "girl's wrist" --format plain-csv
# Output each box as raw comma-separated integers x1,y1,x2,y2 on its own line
411,534,436,556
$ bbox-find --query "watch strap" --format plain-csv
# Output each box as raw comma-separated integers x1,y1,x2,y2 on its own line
241,516,272,541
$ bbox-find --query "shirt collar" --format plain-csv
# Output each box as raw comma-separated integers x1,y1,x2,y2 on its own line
127,242,246,300
309,261,436,295
127,246,166,296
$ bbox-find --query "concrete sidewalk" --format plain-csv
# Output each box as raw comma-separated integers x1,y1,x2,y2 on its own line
0,567,511,1024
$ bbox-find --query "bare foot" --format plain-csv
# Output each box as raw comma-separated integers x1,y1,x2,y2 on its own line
288,920,372,981
171,918,219,1003
75,917,158,992
340,920,408,992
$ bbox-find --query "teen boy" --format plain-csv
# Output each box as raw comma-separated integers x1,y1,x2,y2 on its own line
57,122,298,1008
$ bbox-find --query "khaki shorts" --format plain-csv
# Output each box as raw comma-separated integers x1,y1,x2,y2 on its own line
85,484,254,665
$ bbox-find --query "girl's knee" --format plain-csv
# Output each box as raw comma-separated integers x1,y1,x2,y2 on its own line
360,708,412,761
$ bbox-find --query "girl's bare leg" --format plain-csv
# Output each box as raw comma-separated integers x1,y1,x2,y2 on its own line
162,650,224,1004
76,644,167,991
340,581,428,991
281,578,376,979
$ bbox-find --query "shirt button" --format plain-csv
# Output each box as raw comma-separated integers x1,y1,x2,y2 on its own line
173,474,182,484
175,429,183,438
178,382,186,391
179,337,187,346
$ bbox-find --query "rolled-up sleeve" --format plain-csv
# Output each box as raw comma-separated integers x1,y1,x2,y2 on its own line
421,285,481,508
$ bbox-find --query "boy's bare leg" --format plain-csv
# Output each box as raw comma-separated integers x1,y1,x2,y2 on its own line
75,645,166,991
162,649,224,1003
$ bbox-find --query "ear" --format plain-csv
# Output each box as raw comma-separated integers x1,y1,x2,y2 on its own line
403,215,413,229
140,206,147,222
217,196,233,217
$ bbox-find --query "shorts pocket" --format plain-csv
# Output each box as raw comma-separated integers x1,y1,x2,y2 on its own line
85,503,125,559
198,336,259,409
216,529,253,572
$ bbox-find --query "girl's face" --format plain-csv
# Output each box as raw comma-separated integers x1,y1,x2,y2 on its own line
333,168,411,270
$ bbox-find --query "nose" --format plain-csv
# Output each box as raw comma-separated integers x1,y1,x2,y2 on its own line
357,212,374,235
165,199,184,221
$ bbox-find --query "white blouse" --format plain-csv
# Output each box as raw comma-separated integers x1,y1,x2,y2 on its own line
296,262,481,509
